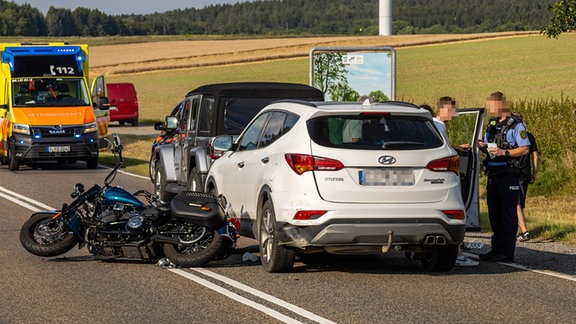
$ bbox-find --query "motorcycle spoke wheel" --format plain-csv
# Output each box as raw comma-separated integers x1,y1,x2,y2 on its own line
162,223,227,268
20,213,78,257
34,220,69,244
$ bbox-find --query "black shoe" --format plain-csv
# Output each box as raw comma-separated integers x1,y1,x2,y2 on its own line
479,252,514,263
479,251,496,261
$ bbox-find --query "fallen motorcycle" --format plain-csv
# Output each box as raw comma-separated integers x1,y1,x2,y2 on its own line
20,134,239,267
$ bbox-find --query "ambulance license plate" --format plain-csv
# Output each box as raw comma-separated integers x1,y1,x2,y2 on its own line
48,146,71,153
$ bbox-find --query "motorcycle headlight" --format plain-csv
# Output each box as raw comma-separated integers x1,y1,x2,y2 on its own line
84,122,97,133
13,123,30,135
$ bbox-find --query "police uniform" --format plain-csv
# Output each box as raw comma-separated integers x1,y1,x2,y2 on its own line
481,116,531,262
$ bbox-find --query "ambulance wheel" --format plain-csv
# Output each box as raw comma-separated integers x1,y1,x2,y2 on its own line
86,157,99,169
8,146,19,171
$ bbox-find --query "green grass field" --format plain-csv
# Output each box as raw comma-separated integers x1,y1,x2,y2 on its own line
106,33,576,121
101,33,576,244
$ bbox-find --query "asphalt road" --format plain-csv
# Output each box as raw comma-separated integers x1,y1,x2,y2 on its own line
108,123,159,137
1,161,575,323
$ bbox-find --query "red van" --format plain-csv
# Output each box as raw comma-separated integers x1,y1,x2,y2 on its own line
107,82,139,126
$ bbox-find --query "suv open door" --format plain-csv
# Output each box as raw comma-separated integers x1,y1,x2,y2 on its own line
445,108,485,230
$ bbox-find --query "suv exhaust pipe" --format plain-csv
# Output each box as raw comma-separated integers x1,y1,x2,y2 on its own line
424,235,447,245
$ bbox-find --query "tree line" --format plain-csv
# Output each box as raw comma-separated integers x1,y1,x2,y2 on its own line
0,0,561,37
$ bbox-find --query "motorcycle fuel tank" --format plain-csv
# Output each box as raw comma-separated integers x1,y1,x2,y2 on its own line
103,187,145,208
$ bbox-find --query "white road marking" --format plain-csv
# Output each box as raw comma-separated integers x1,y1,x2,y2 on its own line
169,268,305,324
465,252,576,282
0,186,55,211
1,184,328,323
2,184,575,321
192,268,337,324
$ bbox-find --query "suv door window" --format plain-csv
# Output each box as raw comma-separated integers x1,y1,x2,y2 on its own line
198,97,215,136
179,99,191,132
224,97,281,133
189,96,200,132
239,112,271,151
259,111,299,148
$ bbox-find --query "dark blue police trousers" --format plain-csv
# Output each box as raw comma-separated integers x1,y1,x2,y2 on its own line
486,173,520,258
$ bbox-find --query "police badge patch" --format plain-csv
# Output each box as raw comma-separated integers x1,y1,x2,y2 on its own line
520,130,528,139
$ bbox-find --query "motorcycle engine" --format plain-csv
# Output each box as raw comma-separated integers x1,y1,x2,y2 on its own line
88,204,164,259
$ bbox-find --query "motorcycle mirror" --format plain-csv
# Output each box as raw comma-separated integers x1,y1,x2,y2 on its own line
113,133,121,147
73,182,84,193
71,183,84,198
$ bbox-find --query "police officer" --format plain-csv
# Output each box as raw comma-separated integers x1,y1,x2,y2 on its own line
477,92,530,262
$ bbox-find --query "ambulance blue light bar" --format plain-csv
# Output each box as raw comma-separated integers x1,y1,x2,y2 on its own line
1,45,85,74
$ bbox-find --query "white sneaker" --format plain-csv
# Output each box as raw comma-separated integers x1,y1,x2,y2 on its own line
455,255,479,267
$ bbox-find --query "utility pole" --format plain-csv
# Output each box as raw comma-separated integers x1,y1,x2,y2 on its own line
379,0,392,36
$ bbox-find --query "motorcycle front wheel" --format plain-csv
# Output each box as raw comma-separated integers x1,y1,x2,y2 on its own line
162,223,226,267
20,213,79,257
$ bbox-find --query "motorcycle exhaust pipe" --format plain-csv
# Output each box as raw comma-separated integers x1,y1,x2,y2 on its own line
150,234,181,244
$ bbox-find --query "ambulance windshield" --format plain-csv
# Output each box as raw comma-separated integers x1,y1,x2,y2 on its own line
12,78,91,107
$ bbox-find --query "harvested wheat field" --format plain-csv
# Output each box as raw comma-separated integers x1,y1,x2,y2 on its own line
90,31,534,76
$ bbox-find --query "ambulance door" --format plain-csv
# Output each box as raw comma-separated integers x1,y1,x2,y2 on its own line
91,76,110,147
0,77,9,162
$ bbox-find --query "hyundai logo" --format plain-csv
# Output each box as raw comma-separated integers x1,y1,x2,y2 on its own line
378,155,396,165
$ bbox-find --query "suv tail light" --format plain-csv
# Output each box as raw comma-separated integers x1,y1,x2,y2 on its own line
426,155,459,175
443,210,465,220
208,142,225,160
285,154,344,175
294,210,327,220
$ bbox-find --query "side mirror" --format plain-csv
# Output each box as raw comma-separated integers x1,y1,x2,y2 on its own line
211,135,233,151
165,116,178,131
154,121,165,131
97,96,110,110
113,133,121,147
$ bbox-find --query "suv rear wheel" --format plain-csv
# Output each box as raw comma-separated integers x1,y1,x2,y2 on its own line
420,245,458,272
258,199,295,273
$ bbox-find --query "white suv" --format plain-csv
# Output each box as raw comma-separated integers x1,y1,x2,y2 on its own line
206,100,466,272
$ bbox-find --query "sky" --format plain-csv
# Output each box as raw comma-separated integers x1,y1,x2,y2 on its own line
10,0,251,15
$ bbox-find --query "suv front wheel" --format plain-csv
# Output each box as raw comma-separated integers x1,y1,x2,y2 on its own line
154,160,175,202
258,199,295,273
187,167,203,192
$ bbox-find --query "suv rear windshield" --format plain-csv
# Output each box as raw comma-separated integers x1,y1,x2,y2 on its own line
307,114,443,150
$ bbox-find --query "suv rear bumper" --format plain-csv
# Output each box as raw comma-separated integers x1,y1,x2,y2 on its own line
277,218,465,251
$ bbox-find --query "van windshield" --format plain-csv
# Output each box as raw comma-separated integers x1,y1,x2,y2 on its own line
12,78,90,107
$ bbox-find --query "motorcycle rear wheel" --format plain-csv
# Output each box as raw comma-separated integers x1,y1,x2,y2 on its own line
20,213,79,257
162,224,226,267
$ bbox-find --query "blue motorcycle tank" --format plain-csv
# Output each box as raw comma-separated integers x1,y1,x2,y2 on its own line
104,187,145,208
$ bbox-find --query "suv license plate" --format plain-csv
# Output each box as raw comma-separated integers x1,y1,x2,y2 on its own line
47,146,71,153
359,169,414,186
